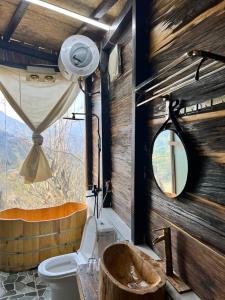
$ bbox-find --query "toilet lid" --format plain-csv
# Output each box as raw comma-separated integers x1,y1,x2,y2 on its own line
78,216,97,260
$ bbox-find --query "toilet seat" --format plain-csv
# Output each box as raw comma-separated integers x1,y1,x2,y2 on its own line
38,253,78,280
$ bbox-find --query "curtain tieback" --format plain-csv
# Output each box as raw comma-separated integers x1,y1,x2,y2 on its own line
32,133,43,146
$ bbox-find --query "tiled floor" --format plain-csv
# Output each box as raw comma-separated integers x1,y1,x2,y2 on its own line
0,269,51,300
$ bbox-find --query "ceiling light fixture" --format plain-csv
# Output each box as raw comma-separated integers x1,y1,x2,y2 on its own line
25,0,110,31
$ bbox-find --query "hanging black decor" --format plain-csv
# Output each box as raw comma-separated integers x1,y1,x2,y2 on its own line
151,96,189,198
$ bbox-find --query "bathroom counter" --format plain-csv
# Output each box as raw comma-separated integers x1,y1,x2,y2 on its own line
76,264,99,300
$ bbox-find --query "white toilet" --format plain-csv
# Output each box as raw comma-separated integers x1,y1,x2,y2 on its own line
38,216,97,300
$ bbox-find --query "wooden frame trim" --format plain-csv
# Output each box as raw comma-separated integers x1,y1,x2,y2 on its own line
131,0,153,244
74,0,117,34
0,40,58,63
3,0,29,42
102,0,132,52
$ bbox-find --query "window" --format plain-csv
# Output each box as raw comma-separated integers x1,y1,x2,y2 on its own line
0,91,85,210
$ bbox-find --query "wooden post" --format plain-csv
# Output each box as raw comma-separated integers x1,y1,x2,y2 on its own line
131,0,152,244
131,101,147,244
133,0,152,86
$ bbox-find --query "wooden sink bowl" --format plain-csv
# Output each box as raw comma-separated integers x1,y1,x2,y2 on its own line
99,242,165,300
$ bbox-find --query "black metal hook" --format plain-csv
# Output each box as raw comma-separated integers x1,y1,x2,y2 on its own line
156,96,183,138
188,49,225,81
195,57,208,81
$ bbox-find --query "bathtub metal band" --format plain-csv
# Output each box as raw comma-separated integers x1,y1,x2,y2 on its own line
0,263,37,271
0,238,81,255
0,225,83,241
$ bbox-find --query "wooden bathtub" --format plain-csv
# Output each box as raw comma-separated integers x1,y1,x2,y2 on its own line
100,242,166,300
0,202,87,272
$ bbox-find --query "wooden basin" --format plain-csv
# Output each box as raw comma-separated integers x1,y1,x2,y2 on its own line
99,242,165,300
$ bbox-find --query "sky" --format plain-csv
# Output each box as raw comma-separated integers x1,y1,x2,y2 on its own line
0,90,85,123
0,91,23,122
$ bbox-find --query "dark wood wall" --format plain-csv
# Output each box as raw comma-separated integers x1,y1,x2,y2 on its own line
110,40,132,227
90,29,133,226
147,108,225,300
141,1,225,300
90,2,225,298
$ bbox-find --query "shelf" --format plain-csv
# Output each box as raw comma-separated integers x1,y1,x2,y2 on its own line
136,50,225,107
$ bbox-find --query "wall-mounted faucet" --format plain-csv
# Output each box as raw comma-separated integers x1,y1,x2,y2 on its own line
152,227,173,276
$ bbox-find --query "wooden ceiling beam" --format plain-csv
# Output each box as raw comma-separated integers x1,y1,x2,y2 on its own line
3,0,29,42
102,0,132,52
93,0,118,19
75,0,117,35
0,60,28,70
0,40,58,64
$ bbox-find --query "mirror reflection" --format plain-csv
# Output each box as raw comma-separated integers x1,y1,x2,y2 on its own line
152,129,188,198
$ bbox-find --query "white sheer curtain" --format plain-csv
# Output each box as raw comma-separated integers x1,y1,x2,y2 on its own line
0,66,79,183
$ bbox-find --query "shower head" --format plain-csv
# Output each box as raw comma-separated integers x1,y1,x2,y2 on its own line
63,113,85,121
63,117,85,120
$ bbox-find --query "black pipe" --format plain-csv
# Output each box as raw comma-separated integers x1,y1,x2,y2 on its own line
63,112,101,218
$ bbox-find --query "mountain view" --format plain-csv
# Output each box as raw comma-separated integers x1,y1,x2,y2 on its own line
0,109,86,210
0,111,31,170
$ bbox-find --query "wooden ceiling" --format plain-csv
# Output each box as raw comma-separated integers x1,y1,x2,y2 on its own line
0,0,127,53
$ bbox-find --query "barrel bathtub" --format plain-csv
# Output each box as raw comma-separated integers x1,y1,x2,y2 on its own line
0,202,87,272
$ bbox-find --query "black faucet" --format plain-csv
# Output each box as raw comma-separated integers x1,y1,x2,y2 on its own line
152,227,173,276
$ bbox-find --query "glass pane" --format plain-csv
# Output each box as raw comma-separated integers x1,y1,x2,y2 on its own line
152,130,173,194
0,91,85,210
152,129,188,198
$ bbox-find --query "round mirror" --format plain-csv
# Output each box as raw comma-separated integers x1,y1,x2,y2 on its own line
152,129,188,198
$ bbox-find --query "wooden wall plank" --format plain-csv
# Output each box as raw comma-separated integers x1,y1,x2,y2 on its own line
146,110,225,256
148,211,225,300
151,0,225,58
142,0,225,105
110,40,133,227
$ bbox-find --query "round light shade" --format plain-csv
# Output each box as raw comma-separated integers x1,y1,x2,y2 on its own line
59,35,100,78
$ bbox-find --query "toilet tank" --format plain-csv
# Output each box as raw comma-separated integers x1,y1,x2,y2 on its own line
95,220,117,259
